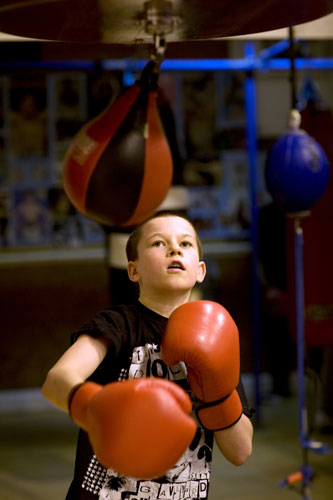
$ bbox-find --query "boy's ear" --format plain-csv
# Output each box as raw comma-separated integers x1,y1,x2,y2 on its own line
127,261,140,283
196,261,206,284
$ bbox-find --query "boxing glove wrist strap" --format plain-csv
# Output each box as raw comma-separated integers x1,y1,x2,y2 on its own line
196,390,243,431
68,382,102,430
68,382,86,416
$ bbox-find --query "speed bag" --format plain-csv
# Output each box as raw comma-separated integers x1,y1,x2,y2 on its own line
63,75,173,227
265,128,330,213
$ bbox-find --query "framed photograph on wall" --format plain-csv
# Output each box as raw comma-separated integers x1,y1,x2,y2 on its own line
182,72,219,162
7,157,52,189
188,151,252,240
12,188,50,246
215,72,247,151
80,214,105,244
9,74,48,160
87,70,122,119
216,72,246,127
52,72,87,138
219,150,251,235
50,72,88,183
48,187,85,247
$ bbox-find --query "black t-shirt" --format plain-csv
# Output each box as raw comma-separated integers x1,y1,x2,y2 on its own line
66,301,253,500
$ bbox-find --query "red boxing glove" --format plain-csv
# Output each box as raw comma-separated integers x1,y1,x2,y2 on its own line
69,378,196,479
162,300,243,431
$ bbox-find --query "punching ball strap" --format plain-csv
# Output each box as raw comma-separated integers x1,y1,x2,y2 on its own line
137,60,160,91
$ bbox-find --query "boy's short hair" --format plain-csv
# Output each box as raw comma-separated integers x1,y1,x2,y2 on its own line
126,210,203,262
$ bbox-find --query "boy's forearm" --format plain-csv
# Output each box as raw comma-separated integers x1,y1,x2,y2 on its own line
214,413,253,466
41,334,111,413
42,366,84,413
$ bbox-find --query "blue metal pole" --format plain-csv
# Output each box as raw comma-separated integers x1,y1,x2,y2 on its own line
294,218,307,447
244,42,261,422
293,216,315,500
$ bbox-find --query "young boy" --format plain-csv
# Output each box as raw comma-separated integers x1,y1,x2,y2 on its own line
42,210,254,499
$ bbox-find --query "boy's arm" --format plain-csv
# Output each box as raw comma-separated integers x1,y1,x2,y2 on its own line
214,413,253,466
42,334,110,413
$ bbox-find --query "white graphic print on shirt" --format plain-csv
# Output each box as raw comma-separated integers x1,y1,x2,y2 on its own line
81,343,212,499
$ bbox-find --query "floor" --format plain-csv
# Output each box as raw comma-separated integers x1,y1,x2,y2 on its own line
0,376,333,500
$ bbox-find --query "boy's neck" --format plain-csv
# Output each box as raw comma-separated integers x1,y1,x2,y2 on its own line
138,293,191,318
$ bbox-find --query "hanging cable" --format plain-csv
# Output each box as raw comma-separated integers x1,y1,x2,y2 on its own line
288,26,297,110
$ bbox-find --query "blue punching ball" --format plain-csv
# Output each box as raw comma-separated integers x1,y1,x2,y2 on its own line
265,110,330,213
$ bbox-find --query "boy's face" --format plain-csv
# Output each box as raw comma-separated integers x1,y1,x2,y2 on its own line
127,216,206,298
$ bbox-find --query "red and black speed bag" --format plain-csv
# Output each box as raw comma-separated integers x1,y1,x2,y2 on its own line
63,65,173,227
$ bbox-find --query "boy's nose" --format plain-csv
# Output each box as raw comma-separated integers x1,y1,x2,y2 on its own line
168,246,183,256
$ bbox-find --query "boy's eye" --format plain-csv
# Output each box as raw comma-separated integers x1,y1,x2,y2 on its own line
152,240,164,247
181,241,192,247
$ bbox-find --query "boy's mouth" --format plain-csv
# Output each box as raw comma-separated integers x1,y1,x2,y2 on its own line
168,260,185,271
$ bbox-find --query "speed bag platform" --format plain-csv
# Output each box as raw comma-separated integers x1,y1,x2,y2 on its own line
63,61,173,227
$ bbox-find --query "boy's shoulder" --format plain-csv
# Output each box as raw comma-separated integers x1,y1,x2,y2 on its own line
104,302,167,326
71,301,167,346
